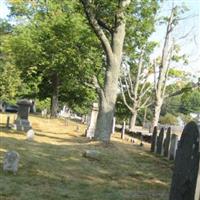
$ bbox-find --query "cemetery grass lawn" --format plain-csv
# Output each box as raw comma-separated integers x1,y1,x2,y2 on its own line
0,114,173,200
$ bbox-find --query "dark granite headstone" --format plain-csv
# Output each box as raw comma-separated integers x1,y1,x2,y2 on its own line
15,99,32,131
169,121,199,200
150,126,157,152
156,128,164,155
169,134,178,160
163,127,171,157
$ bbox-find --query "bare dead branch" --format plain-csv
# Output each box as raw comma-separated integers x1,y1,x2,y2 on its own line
119,78,133,112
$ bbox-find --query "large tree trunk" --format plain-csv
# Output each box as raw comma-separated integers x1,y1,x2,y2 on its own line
94,67,119,142
152,98,163,128
129,111,137,132
51,72,59,117
80,0,130,143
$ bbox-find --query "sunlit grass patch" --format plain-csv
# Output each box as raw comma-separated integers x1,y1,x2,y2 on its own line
0,113,172,200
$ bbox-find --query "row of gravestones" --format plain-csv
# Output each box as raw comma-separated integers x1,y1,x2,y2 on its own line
169,121,200,200
150,126,179,160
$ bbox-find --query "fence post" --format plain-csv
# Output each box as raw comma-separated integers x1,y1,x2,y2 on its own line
6,116,10,128
121,121,125,140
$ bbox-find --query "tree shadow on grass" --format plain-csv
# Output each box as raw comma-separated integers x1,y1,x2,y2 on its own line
0,133,171,200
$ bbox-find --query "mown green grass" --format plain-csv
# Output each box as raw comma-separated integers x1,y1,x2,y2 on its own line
0,114,173,200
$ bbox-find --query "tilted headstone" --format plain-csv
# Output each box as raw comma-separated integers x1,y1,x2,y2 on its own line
15,99,32,131
156,128,164,155
169,133,178,160
169,121,199,200
150,126,157,152
86,103,98,139
163,127,171,157
3,151,20,174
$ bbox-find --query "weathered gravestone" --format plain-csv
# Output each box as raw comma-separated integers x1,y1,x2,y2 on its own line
15,99,32,131
150,126,157,152
169,133,178,160
169,121,199,200
156,128,164,155
163,127,171,157
3,151,20,174
86,103,98,139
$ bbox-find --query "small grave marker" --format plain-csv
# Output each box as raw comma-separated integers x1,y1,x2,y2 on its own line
26,129,35,141
3,151,20,175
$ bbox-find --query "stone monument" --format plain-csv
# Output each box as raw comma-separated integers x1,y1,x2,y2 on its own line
86,103,99,139
15,99,32,131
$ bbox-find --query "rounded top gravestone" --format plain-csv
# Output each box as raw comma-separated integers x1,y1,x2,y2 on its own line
17,99,32,120
169,121,199,200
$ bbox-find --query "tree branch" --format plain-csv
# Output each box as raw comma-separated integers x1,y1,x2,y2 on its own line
97,19,113,35
165,83,199,99
119,78,133,112
123,75,135,102
93,75,105,99
80,0,113,60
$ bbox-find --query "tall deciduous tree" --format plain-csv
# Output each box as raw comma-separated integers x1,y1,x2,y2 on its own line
0,19,21,101
152,5,192,128
8,0,101,116
80,0,131,142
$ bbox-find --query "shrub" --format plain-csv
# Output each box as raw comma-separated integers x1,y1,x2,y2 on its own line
159,113,178,125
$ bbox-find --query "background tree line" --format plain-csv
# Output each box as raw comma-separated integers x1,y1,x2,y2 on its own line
0,0,199,143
